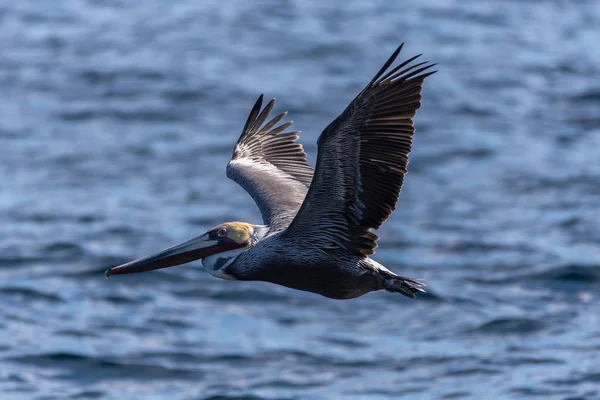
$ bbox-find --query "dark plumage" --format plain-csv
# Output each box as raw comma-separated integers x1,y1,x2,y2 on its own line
105,44,435,300
283,44,436,258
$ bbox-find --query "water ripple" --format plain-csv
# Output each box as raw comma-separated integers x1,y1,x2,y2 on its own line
8,352,201,382
1,0,599,398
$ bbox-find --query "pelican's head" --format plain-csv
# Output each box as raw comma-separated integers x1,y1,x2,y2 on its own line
105,222,262,280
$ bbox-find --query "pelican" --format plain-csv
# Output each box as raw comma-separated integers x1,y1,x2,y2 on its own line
105,44,436,300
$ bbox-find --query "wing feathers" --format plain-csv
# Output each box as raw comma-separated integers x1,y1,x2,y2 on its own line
283,45,435,256
227,96,314,231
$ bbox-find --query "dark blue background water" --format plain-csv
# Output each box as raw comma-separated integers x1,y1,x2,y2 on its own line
1,1,600,399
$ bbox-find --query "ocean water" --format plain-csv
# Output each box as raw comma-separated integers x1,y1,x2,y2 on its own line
1,0,600,399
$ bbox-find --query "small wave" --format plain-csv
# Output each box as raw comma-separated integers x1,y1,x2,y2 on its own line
161,88,208,103
466,318,545,335
54,329,101,338
134,351,202,364
529,264,600,283
507,387,570,397
547,372,600,386
352,386,428,397
100,295,142,305
58,108,182,122
67,390,105,399
0,287,63,303
172,285,294,303
79,69,167,86
11,212,102,224
455,104,494,117
442,392,472,399
489,356,563,367
442,367,501,377
251,379,327,389
416,289,445,303
402,355,479,369
199,396,292,400
8,352,200,382
41,242,86,260
570,89,600,103
316,336,368,349
208,288,291,303
186,216,226,226
147,318,194,329
0,256,43,267
467,264,600,287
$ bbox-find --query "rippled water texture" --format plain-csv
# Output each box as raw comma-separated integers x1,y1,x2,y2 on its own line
1,1,600,399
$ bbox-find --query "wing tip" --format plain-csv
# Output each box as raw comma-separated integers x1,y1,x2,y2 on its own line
241,94,265,135
366,45,437,90
366,44,405,88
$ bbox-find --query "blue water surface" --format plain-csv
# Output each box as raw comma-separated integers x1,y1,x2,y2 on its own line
1,1,600,399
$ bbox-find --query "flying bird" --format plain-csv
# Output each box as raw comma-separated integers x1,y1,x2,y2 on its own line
105,44,436,300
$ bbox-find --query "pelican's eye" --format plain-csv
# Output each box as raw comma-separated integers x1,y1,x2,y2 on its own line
217,228,228,237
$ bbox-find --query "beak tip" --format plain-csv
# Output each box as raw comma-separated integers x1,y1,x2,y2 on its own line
104,269,112,278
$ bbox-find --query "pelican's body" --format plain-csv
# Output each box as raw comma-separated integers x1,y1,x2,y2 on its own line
106,44,435,300
230,236,399,299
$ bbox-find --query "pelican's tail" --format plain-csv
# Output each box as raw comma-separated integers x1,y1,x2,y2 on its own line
366,259,425,299
382,275,426,299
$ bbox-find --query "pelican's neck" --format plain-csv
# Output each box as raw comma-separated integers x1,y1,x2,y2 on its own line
201,223,269,280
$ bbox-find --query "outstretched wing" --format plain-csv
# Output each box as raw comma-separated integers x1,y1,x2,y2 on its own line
227,96,314,232
282,44,436,256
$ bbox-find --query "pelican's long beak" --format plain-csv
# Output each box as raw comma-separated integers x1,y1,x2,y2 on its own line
105,233,240,277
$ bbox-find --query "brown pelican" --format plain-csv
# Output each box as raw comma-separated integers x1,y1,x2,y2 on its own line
105,44,435,300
